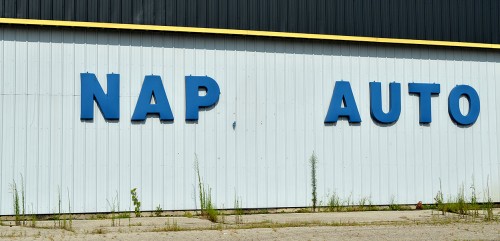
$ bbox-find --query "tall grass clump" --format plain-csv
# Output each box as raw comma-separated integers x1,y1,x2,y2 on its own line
483,180,494,221
194,154,218,222
234,195,243,224
108,192,119,226
309,152,318,212
10,180,21,226
388,195,402,211
10,176,27,226
434,179,445,215
327,193,342,212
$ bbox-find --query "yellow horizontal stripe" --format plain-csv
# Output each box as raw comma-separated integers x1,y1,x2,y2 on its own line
1,17,499,49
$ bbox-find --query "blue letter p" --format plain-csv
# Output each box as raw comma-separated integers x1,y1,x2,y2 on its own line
185,76,221,121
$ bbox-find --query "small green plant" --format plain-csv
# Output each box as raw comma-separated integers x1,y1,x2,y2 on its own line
130,188,141,217
10,180,21,226
483,179,494,221
66,189,73,231
152,219,182,232
447,185,468,216
30,205,36,228
155,204,162,217
327,193,342,212
469,182,479,217
204,188,218,222
21,178,26,226
234,195,243,224
194,154,218,222
357,197,368,211
108,192,119,226
435,179,445,215
388,196,401,211
309,152,318,212
183,211,193,218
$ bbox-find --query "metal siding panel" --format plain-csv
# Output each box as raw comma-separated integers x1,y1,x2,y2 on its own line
75,0,87,21
16,0,27,18
87,0,98,22
238,0,248,30
491,0,499,44
0,0,4,17
268,0,278,31
28,0,40,19
248,0,258,30
424,0,433,40
457,0,467,42
0,0,497,45
1,26,500,214
415,0,425,40
63,0,75,21
175,0,185,26
52,0,62,20
98,0,110,23
153,0,165,25
196,0,207,28
465,0,475,43
287,0,298,33
206,0,217,28
449,0,459,41
4,0,15,18
217,0,228,29
277,0,286,32
109,0,121,23
370,0,380,38
131,0,143,24
359,0,370,36
380,0,390,38
474,0,483,43
186,0,197,27
482,0,491,43
120,0,132,24
143,0,154,25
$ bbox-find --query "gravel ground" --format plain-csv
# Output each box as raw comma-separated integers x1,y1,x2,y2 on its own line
0,209,499,240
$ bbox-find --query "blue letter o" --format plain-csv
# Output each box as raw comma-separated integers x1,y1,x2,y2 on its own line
448,85,480,125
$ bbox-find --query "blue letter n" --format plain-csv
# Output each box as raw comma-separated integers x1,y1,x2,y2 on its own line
80,73,119,120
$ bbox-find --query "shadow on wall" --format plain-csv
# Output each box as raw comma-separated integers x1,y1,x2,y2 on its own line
1,25,496,64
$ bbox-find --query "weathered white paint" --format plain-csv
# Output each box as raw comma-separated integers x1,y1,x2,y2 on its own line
0,26,499,215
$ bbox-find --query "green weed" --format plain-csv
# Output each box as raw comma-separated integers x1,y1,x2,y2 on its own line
234,195,243,224
183,211,193,218
10,179,21,226
130,188,141,217
327,193,342,212
155,204,162,217
483,179,495,221
389,196,402,211
107,192,119,226
195,154,219,222
309,152,318,212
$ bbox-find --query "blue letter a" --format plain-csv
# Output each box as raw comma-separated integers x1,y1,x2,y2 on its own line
80,73,119,120
132,75,174,121
325,81,361,123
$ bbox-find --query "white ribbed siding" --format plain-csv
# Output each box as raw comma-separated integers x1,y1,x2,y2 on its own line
0,26,499,215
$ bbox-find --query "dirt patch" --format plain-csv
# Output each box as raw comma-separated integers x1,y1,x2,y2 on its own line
1,209,499,240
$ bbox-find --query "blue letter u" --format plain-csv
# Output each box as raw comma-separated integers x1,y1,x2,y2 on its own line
370,82,401,123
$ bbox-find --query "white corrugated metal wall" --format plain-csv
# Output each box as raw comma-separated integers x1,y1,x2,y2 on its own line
0,26,499,215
